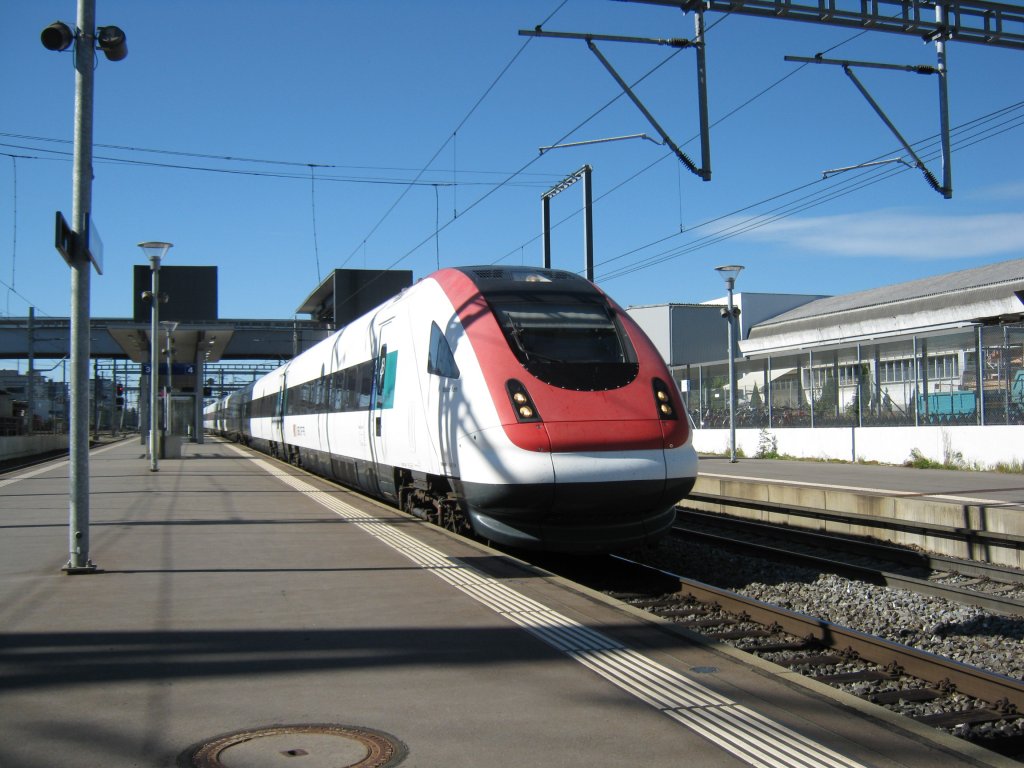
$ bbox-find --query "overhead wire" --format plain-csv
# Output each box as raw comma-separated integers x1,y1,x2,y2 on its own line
339,0,573,269
359,44,691,284
507,6,1023,285
596,101,1024,282
0,140,556,189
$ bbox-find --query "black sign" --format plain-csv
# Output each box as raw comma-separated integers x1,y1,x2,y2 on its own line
54,211,74,266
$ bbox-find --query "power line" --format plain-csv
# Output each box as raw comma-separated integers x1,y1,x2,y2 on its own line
596,102,1024,282
340,0,573,268
0,131,559,179
0,141,557,189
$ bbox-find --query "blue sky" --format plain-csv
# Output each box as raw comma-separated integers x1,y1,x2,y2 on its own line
2,1,1022,323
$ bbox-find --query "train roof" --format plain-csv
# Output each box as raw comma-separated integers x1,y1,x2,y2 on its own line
452,265,598,295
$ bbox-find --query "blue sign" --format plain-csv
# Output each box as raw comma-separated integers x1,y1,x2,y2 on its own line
141,363,196,376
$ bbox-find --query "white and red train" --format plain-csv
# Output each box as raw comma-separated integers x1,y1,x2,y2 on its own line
204,265,698,551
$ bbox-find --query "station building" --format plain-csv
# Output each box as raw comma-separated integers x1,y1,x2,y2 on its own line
628,257,1024,468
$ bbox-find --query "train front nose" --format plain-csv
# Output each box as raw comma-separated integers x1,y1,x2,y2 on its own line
454,421,696,551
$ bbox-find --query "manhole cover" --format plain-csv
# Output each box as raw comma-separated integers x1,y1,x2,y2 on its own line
181,724,407,768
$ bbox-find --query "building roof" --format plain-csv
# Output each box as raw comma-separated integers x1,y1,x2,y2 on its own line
742,257,1024,357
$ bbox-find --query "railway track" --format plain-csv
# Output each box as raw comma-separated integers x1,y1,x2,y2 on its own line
673,508,1024,615
554,554,1024,759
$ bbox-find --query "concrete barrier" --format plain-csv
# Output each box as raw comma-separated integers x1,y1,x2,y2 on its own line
0,434,69,463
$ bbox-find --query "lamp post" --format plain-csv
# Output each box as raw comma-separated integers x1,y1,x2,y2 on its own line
715,264,744,463
41,3,129,574
139,241,171,472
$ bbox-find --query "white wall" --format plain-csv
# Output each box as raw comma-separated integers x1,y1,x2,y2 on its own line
692,424,1024,469
0,434,69,462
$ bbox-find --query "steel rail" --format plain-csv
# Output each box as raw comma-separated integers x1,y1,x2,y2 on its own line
673,575,1024,714
672,521,1024,615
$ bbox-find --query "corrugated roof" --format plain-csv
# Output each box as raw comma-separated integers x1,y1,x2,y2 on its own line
758,257,1024,326
742,257,1024,357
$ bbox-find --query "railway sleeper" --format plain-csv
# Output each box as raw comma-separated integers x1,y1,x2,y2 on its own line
870,688,943,705
914,708,1023,728
815,669,896,685
738,639,818,653
658,605,716,617
778,653,848,669
708,628,775,640
677,617,738,630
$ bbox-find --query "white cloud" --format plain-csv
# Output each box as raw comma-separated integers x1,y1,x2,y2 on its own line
739,210,1024,258
969,182,1024,202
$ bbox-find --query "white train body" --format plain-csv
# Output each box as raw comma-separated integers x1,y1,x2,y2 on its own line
205,266,698,551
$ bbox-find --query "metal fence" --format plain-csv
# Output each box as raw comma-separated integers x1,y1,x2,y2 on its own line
679,323,1024,429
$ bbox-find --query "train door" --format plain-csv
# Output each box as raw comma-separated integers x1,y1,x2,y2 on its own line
318,363,330,469
369,320,399,501
425,320,461,478
271,371,287,457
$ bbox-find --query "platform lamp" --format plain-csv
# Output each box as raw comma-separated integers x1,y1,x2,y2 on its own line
139,241,172,472
715,264,744,463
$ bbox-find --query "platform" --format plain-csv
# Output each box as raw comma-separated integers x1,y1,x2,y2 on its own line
0,439,1016,767
697,455,1024,509
691,455,1024,567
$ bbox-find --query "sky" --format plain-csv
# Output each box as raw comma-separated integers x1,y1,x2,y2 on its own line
2,0,1023,325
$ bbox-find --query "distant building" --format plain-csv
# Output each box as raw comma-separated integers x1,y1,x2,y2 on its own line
0,369,67,433
627,258,1024,465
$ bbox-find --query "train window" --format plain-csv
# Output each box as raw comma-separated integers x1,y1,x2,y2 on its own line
495,300,635,364
492,296,639,390
427,322,460,379
374,347,399,409
356,360,374,408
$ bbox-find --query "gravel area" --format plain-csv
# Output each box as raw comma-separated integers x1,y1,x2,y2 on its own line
636,535,1024,682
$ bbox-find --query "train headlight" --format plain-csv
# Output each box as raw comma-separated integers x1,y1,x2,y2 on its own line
652,378,677,420
506,379,542,423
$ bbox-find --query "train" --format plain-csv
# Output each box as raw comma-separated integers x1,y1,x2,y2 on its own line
204,265,698,552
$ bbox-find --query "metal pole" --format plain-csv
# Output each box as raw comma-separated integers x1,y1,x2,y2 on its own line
726,279,737,462
697,364,703,428
66,0,97,573
542,196,551,270
92,358,99,436
583,165,594,282
1004,325,1011,425
809,350,815,429
977,326,986,426
195,344,204,444
935,2,953,199
913,335,920,427
27,308,35,435
165,326,173,438
693,6,712,181
856,343,863,428
149,256,160,471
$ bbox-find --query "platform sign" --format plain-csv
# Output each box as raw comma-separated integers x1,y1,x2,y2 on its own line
54,211,74,266
87,215,103,275
142,363,197,376
54,211,104,274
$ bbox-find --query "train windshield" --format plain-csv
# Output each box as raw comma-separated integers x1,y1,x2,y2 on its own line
492,295,639,390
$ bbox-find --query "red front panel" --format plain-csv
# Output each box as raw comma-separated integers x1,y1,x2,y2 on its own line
432,269,691,453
